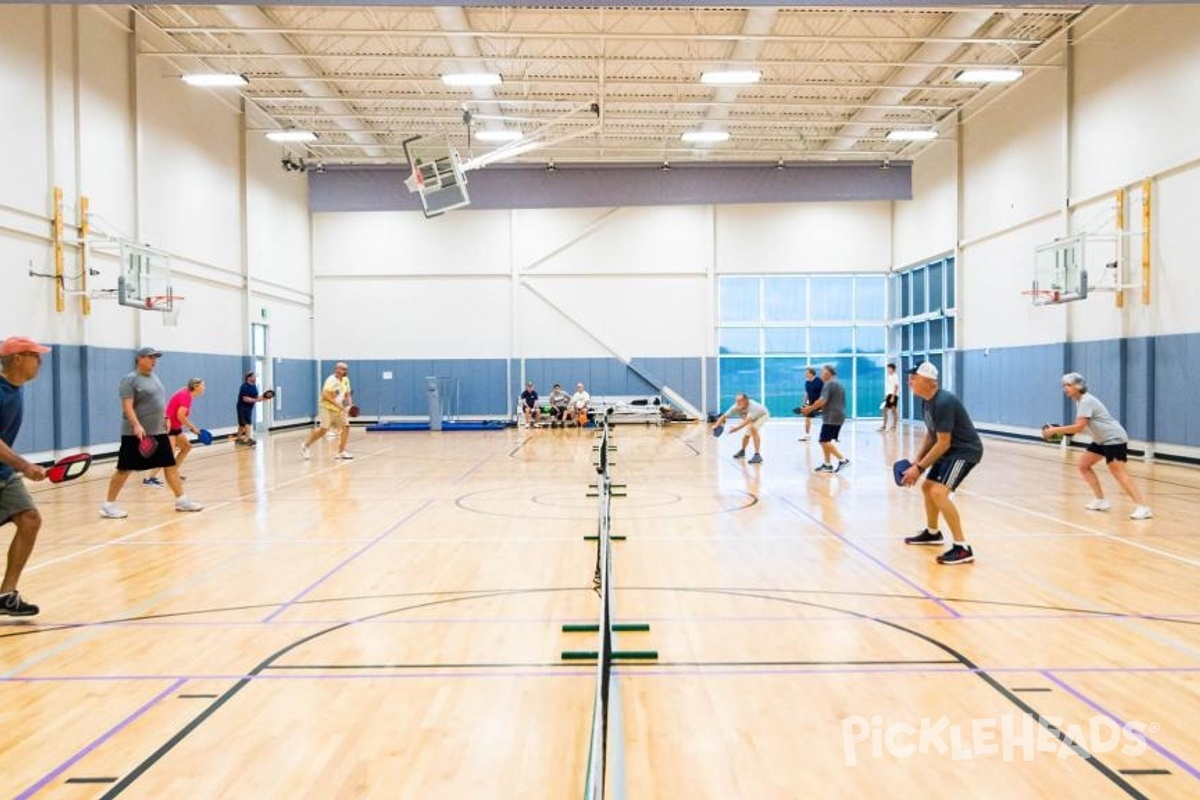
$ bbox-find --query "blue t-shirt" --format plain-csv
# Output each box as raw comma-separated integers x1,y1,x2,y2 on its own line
237,382,259,412
0,376,24,481
805,377,824,404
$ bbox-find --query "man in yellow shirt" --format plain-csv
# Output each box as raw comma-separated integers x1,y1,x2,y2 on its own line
301,362,354,460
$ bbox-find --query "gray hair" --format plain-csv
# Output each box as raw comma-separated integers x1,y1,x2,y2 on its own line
1061,372,1087,392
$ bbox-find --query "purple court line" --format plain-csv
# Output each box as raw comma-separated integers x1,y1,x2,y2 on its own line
260,500,433,623
1042,671,1200,784
13,678,186,800
0,671,592,684
778,495,962,619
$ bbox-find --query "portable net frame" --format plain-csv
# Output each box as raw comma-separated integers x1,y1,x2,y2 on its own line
584,416,615,800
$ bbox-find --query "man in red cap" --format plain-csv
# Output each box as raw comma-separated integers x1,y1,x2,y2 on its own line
0,336,52,616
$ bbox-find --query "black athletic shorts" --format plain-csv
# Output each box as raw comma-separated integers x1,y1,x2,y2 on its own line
926,457,977,490
237,407,253,427
116,434,177,472
819,423,842,443
1086,442,1129,463
884,395,898,409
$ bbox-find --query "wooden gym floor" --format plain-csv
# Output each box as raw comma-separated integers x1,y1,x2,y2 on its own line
2,422,1199,799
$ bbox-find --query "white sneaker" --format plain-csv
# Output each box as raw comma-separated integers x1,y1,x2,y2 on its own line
1084,499,1112,512
337,451,355,460
300,444,311,460
99,503,128,519
1129,506,1153,520
797,435,809,441
175,497,204,512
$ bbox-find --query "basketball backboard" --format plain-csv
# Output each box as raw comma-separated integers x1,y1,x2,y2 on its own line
1031,236,1089,306
402,135,470,218
117,242,175,311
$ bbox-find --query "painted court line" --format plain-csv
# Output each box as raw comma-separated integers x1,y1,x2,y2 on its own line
13,678,187,800
260,500,434,622
1042,671,1200,784
965,491,1200,570
778,495,961,619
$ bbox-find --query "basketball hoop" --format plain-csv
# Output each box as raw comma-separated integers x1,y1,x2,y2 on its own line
144,294,184,312
1020,288,1061,306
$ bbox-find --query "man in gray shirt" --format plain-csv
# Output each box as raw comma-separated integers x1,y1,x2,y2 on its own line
802,364,850,473
100,347,203,518
1043,372,1152,520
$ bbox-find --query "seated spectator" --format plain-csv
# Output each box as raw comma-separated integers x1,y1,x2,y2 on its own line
519,382,541,426
547,383,571,426
570,382,591,427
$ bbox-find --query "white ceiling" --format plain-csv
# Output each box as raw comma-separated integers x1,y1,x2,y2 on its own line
125,4,1087,166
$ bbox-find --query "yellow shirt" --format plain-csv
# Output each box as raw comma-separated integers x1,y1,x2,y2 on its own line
321,375,351,412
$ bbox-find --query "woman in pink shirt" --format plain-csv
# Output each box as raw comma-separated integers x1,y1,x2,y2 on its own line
144,379,205,487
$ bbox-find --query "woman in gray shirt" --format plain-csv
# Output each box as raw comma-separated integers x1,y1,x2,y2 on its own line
1043,373,1152,520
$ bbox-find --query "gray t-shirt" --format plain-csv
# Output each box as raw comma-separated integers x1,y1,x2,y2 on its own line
119,370,167,436
819,379,846,425
1076,393,1127,445
725,399,769,421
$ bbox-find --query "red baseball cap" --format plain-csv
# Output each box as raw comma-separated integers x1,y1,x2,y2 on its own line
0,336,52,357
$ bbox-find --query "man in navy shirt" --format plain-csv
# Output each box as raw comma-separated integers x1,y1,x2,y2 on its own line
520,382,541,426
798,366,823,442
237,371,267,446
0,336,52,616
898,362,983,565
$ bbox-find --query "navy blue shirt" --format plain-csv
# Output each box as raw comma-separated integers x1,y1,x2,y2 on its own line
0,376,24,481
922,388,984,464
237,382,259,413
805,377,824,404
520,389,538,407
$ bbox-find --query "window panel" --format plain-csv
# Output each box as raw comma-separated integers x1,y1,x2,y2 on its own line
764,327,807,354
719,277,760,322
928,318,944,350
854,276,886,321
912,268,927,316
719,328,760,355
946,316,956,349
854,355,887,419
718,358,761,412
764,358,808,416
913,321,926,352
946,257,956,308
810,277,854,321
809,326,855,355
764,277,807,321
929,260,943,313
856,325,885,353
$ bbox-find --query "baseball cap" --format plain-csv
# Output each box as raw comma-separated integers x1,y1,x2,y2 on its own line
135,346,163,358
0,336,51,357
908,361,939,380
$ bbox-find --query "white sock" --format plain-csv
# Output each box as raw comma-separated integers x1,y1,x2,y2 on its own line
927,527,941,536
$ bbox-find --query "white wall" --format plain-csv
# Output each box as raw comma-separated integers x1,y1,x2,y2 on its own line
894,7,1200,351
893,140,957,269
312,201,887,363
0,5,313,363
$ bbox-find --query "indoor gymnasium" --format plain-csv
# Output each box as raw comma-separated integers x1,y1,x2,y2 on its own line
2,3,1199,799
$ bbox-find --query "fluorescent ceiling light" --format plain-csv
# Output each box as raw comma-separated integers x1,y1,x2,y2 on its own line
682,130,731,144
441,73,503,88
265,129,318,143
955,68,1023,84
475,129,523,143
181,73,248,87
700,69,762,86
886,130,938,142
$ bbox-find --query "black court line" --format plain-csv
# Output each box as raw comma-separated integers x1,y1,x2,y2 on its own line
7,584,1200,644
177,694,219,699
1012,687,1053,693
674,434,700,456
89,586,1154,799
65,777,119,784
1119,769,1172,776
507,435,533,457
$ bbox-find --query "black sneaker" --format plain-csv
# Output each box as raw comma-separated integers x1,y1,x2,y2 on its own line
814,463,834,473
0,591,39,617
937,545,975,565
904,529,944,546
834,458,850,473
732,449,746,459
748,453,763,464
